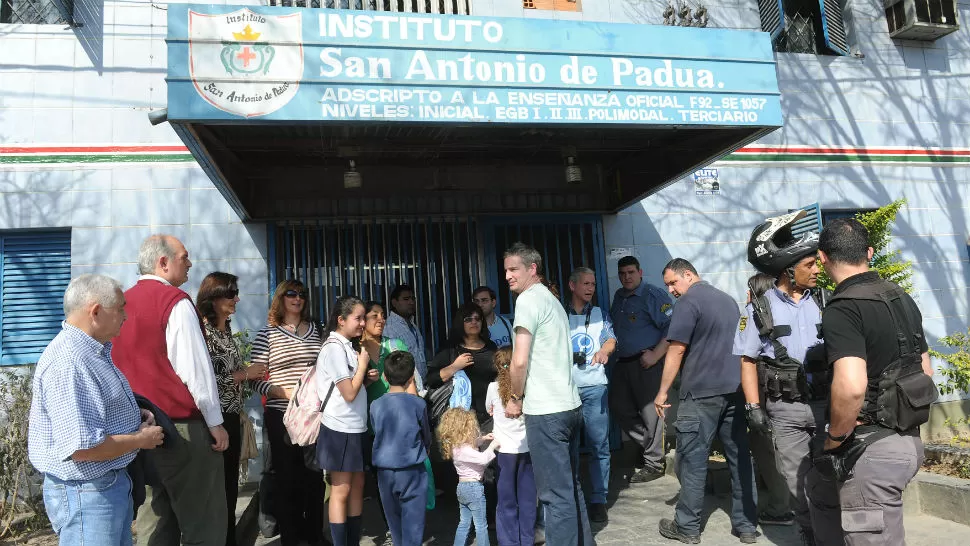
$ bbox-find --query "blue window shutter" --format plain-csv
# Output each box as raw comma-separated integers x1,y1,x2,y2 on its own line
758,0,787,41
819,0,850,56
0,232,71,366
791,203,823,238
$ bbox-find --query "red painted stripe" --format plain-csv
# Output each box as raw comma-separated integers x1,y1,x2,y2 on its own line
0,145,189,154
737,146,970,156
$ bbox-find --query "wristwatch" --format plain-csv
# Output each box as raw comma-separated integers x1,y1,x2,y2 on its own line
825,424,851,442
744,403,761,411
510,393,523,402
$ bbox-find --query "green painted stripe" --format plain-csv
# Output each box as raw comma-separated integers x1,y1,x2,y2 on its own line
722,153,970,163
0,153,196,164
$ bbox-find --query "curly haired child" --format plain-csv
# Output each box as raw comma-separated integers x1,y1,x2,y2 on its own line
485,346,536,546
437,407,499,546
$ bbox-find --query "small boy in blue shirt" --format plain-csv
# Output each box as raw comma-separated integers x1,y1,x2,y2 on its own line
369,351,431,546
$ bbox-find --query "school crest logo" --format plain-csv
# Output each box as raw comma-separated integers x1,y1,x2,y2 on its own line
660,303,672,316
738,316,747,332
188,9,303,118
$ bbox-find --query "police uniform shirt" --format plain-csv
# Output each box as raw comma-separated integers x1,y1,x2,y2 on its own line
822,271,928,378
488,315,514,349
733,285,823,364
665,281,742,399
610,281,673,358
567,302,617,388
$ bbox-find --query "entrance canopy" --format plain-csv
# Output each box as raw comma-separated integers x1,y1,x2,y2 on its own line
164,5,782,219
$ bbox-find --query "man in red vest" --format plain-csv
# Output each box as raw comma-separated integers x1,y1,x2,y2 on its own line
113,234,229,545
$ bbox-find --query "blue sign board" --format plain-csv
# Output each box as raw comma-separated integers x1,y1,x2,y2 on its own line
166,5,782,127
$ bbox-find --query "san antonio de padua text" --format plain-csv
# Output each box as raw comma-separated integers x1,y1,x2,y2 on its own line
319,50,724,90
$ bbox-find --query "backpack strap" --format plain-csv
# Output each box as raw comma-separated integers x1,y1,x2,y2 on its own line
316,338,354,413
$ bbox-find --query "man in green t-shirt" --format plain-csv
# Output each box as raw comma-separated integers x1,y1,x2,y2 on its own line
502,242,592,546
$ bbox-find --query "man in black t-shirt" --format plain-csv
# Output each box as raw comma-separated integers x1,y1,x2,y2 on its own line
653,259,758,544
809,218,934,546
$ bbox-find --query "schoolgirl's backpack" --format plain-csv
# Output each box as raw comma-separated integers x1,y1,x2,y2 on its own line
283,339,339,446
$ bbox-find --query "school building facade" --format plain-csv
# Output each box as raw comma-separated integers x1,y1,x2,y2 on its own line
0,0,967,415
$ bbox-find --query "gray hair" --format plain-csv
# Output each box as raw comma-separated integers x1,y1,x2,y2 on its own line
137,234,176,275
569,267,596,285
504,242,542,273
63,274,123,316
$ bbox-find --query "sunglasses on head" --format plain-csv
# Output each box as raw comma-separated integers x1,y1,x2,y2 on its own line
463,315,482,323
222,288,239,299
284,290,307,299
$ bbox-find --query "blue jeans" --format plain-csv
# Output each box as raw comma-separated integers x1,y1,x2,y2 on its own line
674,393,757,536
525,408,594,546
43,468,134,546
579,385,611,505
455,481,488,546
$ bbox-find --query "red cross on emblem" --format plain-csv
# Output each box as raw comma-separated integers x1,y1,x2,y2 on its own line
236,46,257,68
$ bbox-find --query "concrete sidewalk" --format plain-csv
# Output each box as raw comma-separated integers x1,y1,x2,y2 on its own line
253,471,969,546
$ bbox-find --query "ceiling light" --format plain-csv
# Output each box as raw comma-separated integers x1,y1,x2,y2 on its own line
344,160,362,189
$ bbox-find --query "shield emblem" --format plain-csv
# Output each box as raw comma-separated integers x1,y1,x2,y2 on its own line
188,9,303,118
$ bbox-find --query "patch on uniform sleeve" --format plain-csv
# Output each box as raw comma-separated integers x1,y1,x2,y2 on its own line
738,316,748,332
660,303,672,316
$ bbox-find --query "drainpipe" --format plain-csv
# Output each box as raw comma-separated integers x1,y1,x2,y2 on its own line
148,109,169,126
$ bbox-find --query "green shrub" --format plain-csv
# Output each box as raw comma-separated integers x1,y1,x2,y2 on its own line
930,329,970,395
818,199,914,294
0,367,47,538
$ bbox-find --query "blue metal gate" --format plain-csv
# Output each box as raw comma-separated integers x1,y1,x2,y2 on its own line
270,218,482,354
270,215,609,354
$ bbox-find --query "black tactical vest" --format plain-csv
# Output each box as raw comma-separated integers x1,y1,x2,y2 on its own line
827,277,938,431
750,288,829,401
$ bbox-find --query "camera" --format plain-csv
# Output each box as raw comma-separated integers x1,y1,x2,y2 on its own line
573,351,587,368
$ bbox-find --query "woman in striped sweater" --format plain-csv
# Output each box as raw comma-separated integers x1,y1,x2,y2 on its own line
251,279,325,546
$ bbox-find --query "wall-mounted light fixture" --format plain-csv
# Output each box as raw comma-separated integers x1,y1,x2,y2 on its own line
565,156,582,185
344,160,362,189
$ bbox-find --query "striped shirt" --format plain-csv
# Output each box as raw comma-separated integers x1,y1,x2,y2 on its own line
251,323,324,412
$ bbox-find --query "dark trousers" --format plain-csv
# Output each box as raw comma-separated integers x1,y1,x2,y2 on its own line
376,465,427,546
264,409,324,546
222,412,242,546
496,453,537,546
524,408,594,546
137,420,227,545
674,393,757,536
610,359,665,471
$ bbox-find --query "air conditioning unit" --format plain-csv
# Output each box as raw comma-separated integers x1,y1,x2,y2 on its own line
884,0,959,41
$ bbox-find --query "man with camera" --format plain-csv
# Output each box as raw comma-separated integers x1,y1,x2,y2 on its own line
566,267,617,523
807,218,937,545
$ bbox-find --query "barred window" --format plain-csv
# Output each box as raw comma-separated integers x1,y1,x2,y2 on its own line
757,0,850,56
524,0,535,7
0,0,67,24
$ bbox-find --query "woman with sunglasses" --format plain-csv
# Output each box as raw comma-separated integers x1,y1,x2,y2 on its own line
426,303,499,432
197,272,274,546
251,280,325,546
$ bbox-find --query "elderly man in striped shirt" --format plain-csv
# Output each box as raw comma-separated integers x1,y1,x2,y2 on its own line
28,274,165,545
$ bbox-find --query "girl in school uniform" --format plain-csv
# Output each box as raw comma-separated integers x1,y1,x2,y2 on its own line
316,295,379,546
486,347,537,546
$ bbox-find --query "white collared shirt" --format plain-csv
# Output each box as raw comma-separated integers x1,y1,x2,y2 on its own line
316,331,368,433
139,275,223,427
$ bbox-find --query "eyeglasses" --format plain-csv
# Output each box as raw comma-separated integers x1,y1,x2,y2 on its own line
463,315,482,323
222,289,239,299
284,290,307,299
472,298,492,304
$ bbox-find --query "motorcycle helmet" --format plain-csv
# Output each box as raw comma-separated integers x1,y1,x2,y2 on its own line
747,210,819,276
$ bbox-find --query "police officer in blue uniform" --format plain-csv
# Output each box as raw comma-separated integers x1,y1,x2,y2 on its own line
734,210,830,544
610,256,673,482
